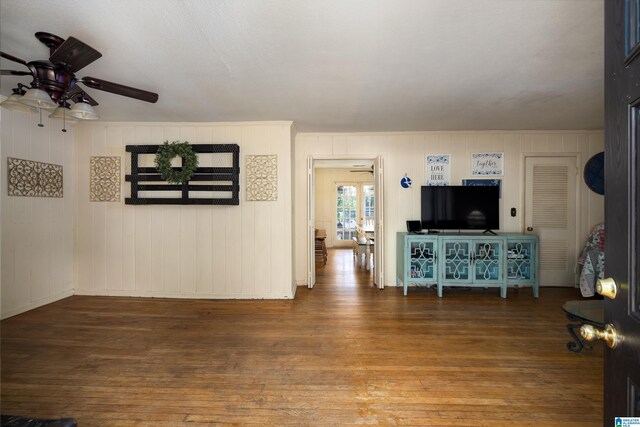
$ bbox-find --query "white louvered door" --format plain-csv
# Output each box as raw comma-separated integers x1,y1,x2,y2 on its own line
524,156,578,286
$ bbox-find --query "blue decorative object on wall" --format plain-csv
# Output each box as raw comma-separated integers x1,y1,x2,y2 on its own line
462,178,502,198
400,174,412,188
583,152,604,195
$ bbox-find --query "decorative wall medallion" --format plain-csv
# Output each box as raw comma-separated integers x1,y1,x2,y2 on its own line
90,156,121,202
400,173,413,189
7,157,63,198
246,155,277,201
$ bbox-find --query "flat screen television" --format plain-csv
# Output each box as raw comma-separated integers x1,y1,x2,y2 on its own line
421,185,500,231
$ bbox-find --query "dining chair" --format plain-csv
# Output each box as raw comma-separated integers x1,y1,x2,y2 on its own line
315,229,328,265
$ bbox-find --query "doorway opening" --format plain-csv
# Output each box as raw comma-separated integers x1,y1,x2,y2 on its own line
307,157,384,290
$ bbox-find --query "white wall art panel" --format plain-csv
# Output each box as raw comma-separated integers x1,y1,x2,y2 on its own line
90,156,121,202
246,155,278,201
7,157,63,197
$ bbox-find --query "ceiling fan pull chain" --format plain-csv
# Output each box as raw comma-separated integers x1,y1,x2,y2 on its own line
61,107,67,133
38,108,44,128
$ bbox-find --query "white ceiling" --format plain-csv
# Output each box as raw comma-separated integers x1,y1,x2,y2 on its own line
0,0,603,132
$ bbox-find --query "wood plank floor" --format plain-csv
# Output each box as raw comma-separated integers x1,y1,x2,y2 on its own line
1,249,602,426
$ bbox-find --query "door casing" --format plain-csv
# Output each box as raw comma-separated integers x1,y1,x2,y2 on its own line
306,155,385,288
522,152,581,286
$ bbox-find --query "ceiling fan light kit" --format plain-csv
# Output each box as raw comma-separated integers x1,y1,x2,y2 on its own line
19,87,59,110
0,88,38,113
0,32,158,131
69,101,99,120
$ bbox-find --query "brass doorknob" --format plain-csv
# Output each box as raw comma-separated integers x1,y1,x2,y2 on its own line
596,277,617,299
580,324,621,349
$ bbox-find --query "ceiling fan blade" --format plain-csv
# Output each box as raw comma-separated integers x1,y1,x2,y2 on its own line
1,51,28,66
80,76,159,103
1,69,32,76
49,36,102,72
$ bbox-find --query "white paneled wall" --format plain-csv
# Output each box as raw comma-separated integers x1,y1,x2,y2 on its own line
75,122,294,299
295,131,605,287
314,168,373,248
0,116,605,314
1,108,76,319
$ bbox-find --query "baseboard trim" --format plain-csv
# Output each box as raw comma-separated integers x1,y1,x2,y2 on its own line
1,289,74,320
74,289,295,300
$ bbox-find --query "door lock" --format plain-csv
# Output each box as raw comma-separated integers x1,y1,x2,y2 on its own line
526,227,533,232
596,277,618,299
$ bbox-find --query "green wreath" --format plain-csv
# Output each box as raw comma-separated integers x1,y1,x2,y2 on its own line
154,141,199,184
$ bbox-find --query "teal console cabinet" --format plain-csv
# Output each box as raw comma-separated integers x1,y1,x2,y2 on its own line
397,232,539,298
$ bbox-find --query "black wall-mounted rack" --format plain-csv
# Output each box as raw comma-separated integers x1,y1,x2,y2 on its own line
125,144,240,205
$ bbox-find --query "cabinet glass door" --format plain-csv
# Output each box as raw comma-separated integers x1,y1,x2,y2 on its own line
473,241,502,281
507,241,534,281
408,240,436,280
443,241,471,281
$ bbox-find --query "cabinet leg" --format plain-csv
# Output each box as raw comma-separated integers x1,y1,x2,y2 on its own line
437,284,443,297
500,285,507,299
533,285,539,298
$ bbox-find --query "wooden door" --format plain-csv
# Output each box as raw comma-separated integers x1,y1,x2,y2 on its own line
604,0,640,423
524,156,578,286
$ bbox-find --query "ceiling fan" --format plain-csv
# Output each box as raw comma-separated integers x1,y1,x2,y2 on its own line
350,165,374,174
0,31,158,131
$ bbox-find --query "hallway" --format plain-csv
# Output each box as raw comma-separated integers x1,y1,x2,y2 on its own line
316,248,375,288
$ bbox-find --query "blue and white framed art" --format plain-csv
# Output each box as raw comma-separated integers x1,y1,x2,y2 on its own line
426,154,450,186
462,178,502,198
471,152,503,176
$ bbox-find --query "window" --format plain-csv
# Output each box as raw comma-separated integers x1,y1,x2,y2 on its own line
336,183,374,242
363,184,375,227
336,185,358,241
